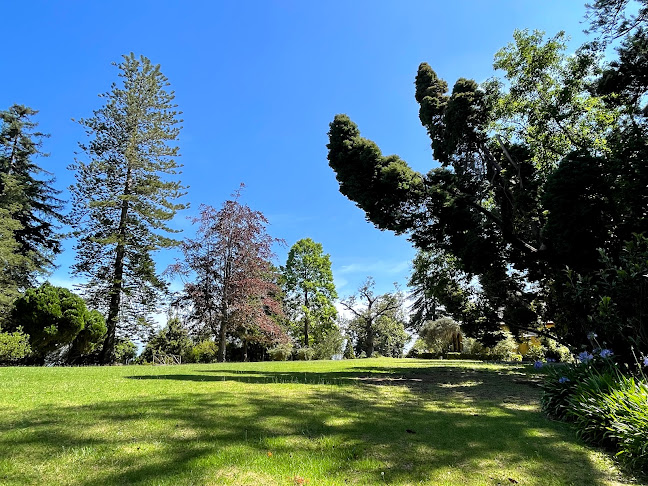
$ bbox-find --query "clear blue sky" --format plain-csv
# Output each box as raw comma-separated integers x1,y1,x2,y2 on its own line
2,1,589,301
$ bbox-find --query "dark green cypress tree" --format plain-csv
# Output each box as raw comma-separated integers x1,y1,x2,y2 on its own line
69,54,187,363
0,105,65,310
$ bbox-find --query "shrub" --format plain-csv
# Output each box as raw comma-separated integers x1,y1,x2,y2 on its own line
541,347,648,474
525,344,546,362
567,369,619,445
0,328,31,363
268,343,293,361
114,340,137,364
192,340,218,363
544,338,573,363
7,283,105,361
462,337,489,359
491,332,519,361
405,338,427,358
542,353,617,419
603,375,648,471
295,347,315,361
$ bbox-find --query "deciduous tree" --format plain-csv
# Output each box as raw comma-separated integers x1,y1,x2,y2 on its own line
168,187,287,362
342,277,408,357
281,238,337,347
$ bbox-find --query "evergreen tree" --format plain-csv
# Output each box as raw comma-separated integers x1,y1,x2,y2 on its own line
0,105,65,300
69,54,187,363
281,238,338,347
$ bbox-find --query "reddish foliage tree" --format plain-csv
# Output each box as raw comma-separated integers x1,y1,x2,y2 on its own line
167,186,288,361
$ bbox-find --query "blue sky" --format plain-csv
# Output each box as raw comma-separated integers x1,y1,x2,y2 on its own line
2,1,590,302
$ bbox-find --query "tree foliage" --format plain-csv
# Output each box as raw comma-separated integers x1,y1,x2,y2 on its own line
282,238,337,347
328,25,648,355
419,317,462,355
69,54,187,363
0,328,31,363
140,316,193,363
6,283,106,362
168,187,287,362
0,105,65,314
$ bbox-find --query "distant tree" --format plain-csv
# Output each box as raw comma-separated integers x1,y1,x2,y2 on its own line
115,339,137,364
342,277,408,357
69,54,187,363
139,316,193,363
0,105,65,310
312,326,345,360
168,188,287,362
419,317,462,355
6,283,106,363
282,238,338,347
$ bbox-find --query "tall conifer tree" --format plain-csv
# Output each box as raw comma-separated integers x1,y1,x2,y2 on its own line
69,54,187,363
0,105,65,313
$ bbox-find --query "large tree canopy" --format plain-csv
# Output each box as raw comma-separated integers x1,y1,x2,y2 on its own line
328,27,647,356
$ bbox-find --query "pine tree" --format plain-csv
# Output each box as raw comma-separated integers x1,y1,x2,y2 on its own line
0,105,65,298
69,54,187,363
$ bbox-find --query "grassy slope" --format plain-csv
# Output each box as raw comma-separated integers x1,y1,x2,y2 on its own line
0,358,639,486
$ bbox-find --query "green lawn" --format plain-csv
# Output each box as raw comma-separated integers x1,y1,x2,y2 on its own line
0,358,639,485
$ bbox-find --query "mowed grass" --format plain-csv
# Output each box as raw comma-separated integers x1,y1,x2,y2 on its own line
0,358,639,486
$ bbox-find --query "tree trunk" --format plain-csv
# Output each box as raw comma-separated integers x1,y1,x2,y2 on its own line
217,319,227,362
366,321,375,357
100,167,131,364
243,338,248,362
303,291,310,347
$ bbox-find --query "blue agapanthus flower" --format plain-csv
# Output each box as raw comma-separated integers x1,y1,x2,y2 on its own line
558,377,570,384
578,351,594,363
599,349,613,358
587,332,598,340
533,361,543,369
643,356,648,367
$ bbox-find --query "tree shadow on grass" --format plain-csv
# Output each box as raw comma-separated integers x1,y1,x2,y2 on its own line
127,363,538,404
0,365,633,486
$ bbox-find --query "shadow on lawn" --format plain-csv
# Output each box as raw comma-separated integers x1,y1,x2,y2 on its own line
127,364,539,403
0,365,626,486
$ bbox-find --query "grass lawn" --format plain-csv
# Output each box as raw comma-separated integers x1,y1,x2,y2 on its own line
0,358,641,485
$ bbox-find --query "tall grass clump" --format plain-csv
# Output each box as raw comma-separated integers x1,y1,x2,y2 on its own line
541,345,648,474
